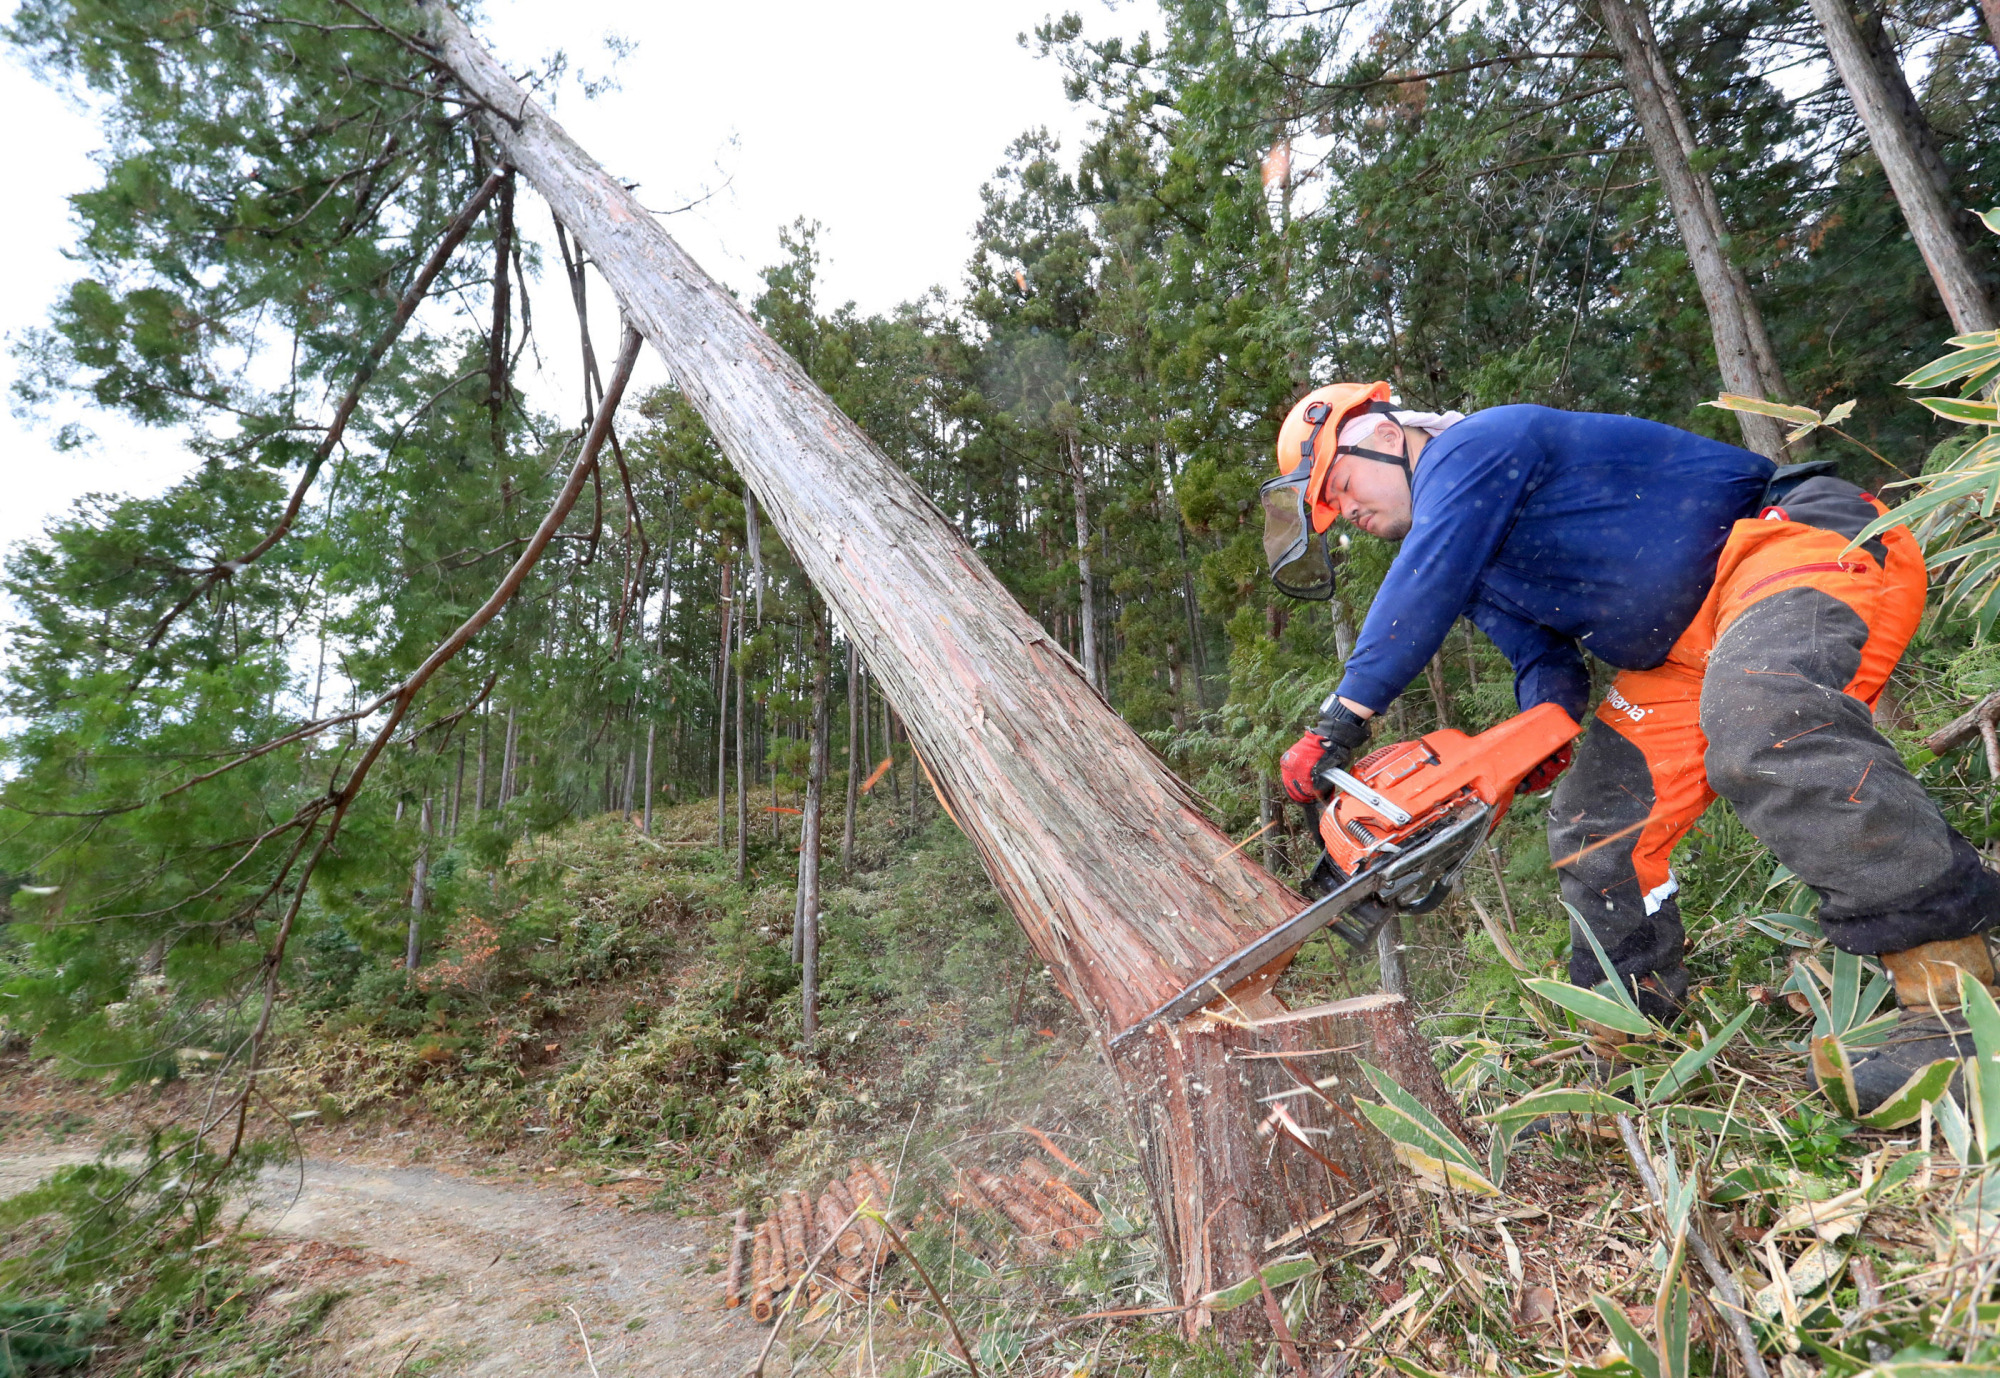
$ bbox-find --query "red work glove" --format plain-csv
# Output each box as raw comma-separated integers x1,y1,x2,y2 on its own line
1520,743,1572,793
1281,731,1329,803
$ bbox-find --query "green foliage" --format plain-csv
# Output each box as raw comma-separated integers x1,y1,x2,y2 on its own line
0,1298,97,1375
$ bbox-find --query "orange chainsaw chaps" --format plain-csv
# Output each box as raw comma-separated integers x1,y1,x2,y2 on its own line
1318,703,1581,879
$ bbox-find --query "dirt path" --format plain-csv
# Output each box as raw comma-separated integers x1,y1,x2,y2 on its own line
0,1145,767,1377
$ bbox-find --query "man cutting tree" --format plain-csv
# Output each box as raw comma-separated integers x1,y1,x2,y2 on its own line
1262,382,2000,1115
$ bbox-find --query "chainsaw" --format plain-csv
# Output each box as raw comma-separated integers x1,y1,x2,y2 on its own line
1107,703,1580,1052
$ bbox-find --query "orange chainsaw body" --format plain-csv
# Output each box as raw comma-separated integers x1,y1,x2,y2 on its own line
1318,703,1582,878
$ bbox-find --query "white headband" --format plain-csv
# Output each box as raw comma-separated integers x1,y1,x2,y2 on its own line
1336,407,1465,454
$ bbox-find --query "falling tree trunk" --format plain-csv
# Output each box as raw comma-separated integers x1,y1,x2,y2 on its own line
423,4,1461,1331
800,607,830,1037
1809,0,1997,333
1597,0,1795,457
841,641,859,869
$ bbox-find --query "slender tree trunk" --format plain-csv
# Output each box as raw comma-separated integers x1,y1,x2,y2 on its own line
882,697,902,807
859,661,872,796
841,641,859,869
717,563,734,848
488,171,514,453
1067,431,1099,690
408,797,431,971
1810,0,1997,332
1597,0,1794,457
622,742,637,818
643,722,656,836
800,607,830,1037
424,7,1462,1330
451,739,466,836
499,706,518,805
1426,653,1454,730
1978,0,2000,57
473,708,488,826
735,602,749,884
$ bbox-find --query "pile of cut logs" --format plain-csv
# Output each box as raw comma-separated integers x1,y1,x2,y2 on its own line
949,1157,1102,1257
730,1161,898,1321
723,1155,1103,1322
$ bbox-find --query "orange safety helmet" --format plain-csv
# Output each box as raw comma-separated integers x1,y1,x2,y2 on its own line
1260,381,1395,599
1275,381,1395,531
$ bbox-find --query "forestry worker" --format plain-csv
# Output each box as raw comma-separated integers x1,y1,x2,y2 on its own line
1259,381,2000,1117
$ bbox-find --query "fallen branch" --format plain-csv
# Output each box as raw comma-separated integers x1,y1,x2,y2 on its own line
220,324,643,1160
1923,690,2000,778
140,169,508,660
1615,1114,1769,1378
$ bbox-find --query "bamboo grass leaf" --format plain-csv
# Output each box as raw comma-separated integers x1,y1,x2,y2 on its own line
1649,1004,1756,1103
1918,396,2000,425
1704,394,1820,425
1199,1254,1320,1311
1811,1034,1861,1119
1830,949,1862,1035
1523,978,1652,1036
1957,971,2000,1158
1593,1293,1663,1378
1357,1059,1480,1171
1857,1060,1956,1131
1935,1090,1976,1165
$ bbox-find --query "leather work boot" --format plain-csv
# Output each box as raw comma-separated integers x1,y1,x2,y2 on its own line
1839,935,1998,1115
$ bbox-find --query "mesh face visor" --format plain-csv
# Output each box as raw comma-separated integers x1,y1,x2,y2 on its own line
1259,468,1336,600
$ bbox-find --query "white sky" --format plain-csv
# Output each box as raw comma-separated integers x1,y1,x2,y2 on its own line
0,0,1158,561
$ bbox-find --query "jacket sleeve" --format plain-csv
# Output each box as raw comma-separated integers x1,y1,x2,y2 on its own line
1467,601,1591,721
1334,430,1542,714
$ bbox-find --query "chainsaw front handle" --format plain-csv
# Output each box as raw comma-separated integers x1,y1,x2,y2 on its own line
1317,766,1412,823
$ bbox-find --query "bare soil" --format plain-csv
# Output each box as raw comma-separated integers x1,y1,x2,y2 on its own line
0,1136,768,1376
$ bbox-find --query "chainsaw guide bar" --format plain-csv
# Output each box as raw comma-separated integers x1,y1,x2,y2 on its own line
1106,801,1492,1053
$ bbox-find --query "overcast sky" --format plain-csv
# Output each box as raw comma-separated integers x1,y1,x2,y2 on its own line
0,0,1159,561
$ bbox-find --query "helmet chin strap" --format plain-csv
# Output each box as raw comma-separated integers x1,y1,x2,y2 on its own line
1334,400,1414,483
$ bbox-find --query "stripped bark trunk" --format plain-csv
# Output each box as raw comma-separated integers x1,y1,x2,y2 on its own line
422,4,1454,1330
1597,0,1794,457
1810,0,1997,333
